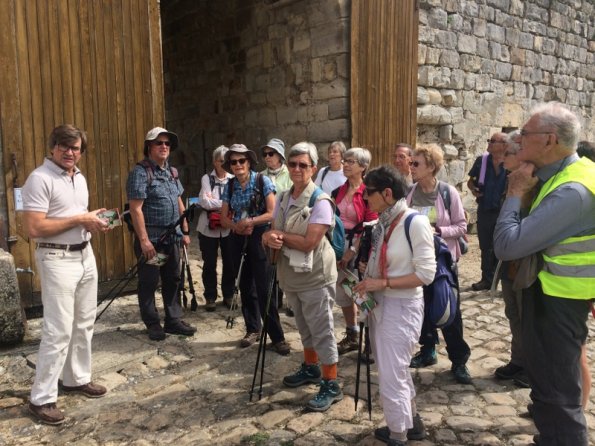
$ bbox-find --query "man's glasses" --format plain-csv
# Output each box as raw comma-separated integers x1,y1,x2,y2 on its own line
487,139,505,144
520,129,552,137
57,144,81,153
263,151,276,157
153,140,171,147
409,161,421,167
288,161,312,170
229,158,248,166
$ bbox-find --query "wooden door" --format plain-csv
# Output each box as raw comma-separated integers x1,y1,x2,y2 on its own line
0,0,165,307
351,0,419,165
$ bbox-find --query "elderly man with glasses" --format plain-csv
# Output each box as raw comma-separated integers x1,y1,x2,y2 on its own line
494,102,595,446
466,133,507,291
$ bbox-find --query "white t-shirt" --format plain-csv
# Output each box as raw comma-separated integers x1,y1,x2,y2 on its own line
315,167,347,195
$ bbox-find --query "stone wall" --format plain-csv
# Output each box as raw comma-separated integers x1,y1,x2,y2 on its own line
161,0,350,195
417,0,595,201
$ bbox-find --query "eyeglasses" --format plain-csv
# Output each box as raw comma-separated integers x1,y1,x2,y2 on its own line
153,140,171,147
409,161,421,167
364,187,379,195
263,151,276,157
487,139,505,144
57,144,81,153
287,161,312,170
520,129,552,137
229,158,248,166
343,159,357,165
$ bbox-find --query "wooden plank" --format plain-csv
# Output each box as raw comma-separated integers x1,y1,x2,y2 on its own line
57,0,74,125
148,0,165,125
130,0,148,158
35,0,56,140
46,0,64,126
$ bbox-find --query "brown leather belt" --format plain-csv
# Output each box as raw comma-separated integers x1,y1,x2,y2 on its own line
37,241,88,251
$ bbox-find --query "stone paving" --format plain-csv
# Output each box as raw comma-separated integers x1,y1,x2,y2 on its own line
1,236,594,446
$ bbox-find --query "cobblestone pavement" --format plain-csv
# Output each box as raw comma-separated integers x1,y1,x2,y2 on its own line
1,235,594,446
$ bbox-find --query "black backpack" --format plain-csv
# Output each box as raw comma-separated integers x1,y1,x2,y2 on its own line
123,160,179,232
404,212,459,329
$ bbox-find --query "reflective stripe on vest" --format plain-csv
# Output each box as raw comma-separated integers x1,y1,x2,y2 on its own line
530,157,595,299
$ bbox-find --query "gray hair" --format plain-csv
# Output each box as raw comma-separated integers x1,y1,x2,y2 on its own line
288,141,319,166
531,102,581,152
328,141,347,156
212,145,229,162
344,147,372,173
505,130,521,154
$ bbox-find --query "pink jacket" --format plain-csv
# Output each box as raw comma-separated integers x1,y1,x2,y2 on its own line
333,182,378,228
406,182,467,261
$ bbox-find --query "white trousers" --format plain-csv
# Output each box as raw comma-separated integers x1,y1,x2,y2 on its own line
369,295,424,434
30,246,98,405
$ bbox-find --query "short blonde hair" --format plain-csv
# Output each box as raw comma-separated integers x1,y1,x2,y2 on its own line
414,144,444,176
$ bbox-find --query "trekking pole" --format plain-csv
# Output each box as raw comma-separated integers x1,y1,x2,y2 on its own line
226,236,249,329
249,250,279,401
364,323,372,420
182,245,199,311
354,321,365,411
179,248,188,309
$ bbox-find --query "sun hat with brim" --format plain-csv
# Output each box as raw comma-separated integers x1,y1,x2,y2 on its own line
260,138,286,161
223,144,258,172
144,126,179,156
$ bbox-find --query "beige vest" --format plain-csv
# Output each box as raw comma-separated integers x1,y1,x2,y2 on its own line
274,181,338,292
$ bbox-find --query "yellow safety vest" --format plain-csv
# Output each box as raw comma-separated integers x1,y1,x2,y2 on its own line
529,157,595,299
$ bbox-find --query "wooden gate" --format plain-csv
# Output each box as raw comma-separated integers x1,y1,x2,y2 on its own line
351,0,419,165
0,0,165,307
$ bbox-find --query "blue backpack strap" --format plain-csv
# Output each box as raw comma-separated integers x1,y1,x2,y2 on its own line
437,181,451,215
308,187,324,208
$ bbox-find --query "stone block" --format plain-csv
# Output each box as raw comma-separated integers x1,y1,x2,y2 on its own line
0,250,25,345
518,33,534,50
464,73,477,89
311,58,322,82
440,50,460,68
418,25,435,44
277,106,298,125
426,48,441,65
464,2,479,17
447,159,467,185
450,70,465,89
328,98,347,120
539,55,558,71
292,35,311,53
418,87,430,105
526,3,548,22
510,0,524,15
417,105,452,125
418,45,427,65
460,54,482,72
308,103,329,122
457,35,477,54
473,18,487,37
476,40,490,58
336,53,348,78
443,144,458,159
311,78,348,100
447,14,464,32
487,23,506,43
435,30,457,49
440,125,453,142
441,89,457,106
510,48,525,65
308,119,349,142
245,45,262,69
487,0,510,11
429,8,448,29
523,20,547,37
494,62,512,81
450,107,464,123
427,88,442,105
311,20,348,58
323,62,337,81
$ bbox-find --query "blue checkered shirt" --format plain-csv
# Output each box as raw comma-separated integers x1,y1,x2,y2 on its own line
222,171,275,223
126,159,184,243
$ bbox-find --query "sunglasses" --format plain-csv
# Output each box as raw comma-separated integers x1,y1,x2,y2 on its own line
229,158,248,166
263,151,276,157
409,161,421,167
153,140,171,147
287,161,312,170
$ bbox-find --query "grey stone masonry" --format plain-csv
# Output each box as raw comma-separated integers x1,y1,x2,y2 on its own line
0,249,25,345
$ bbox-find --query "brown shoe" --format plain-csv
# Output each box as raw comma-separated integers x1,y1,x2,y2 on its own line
337,328,359,355
28,402,65,425
272,340,291,356
240,332,260,348
62,382,107,398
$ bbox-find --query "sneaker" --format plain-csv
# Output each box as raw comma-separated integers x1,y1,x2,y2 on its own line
409,348,437,368
205,301,217,312
452,363,472,384
164,320,197,336
495,362,523,380
471,280,491,291
62,382,107,398
283,363,322,388
513,370,530,388
374,413,426,442
240,332,260,348
306,379,343,412
337,328,359,355
28,402,65,425
272,340,291,356
147,323,166,341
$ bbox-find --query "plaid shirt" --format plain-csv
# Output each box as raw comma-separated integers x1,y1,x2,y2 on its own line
222,171,275,223
126,159,184,243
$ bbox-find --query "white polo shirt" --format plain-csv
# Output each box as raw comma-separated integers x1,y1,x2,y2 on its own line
22,158,91,244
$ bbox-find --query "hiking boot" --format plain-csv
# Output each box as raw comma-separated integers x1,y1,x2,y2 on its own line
452,363,472,384
62,382,107,398
495,362,523,380
271,340,291,356
306,379,343,412
28,402,65,425
374,413,426,442
337,328,359,355
205,301,217,312
471,280,490,291
240,332,260,348
360,341,375,364
409,348,437,368
513,370,530,388
147,323,166,341
283,363,322,388
164,320,197,336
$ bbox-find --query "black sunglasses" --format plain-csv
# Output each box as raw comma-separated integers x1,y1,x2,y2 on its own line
263,151,276,157
153,140,171,147
230,158,248,166
287,161,312,170
409,161,421,167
